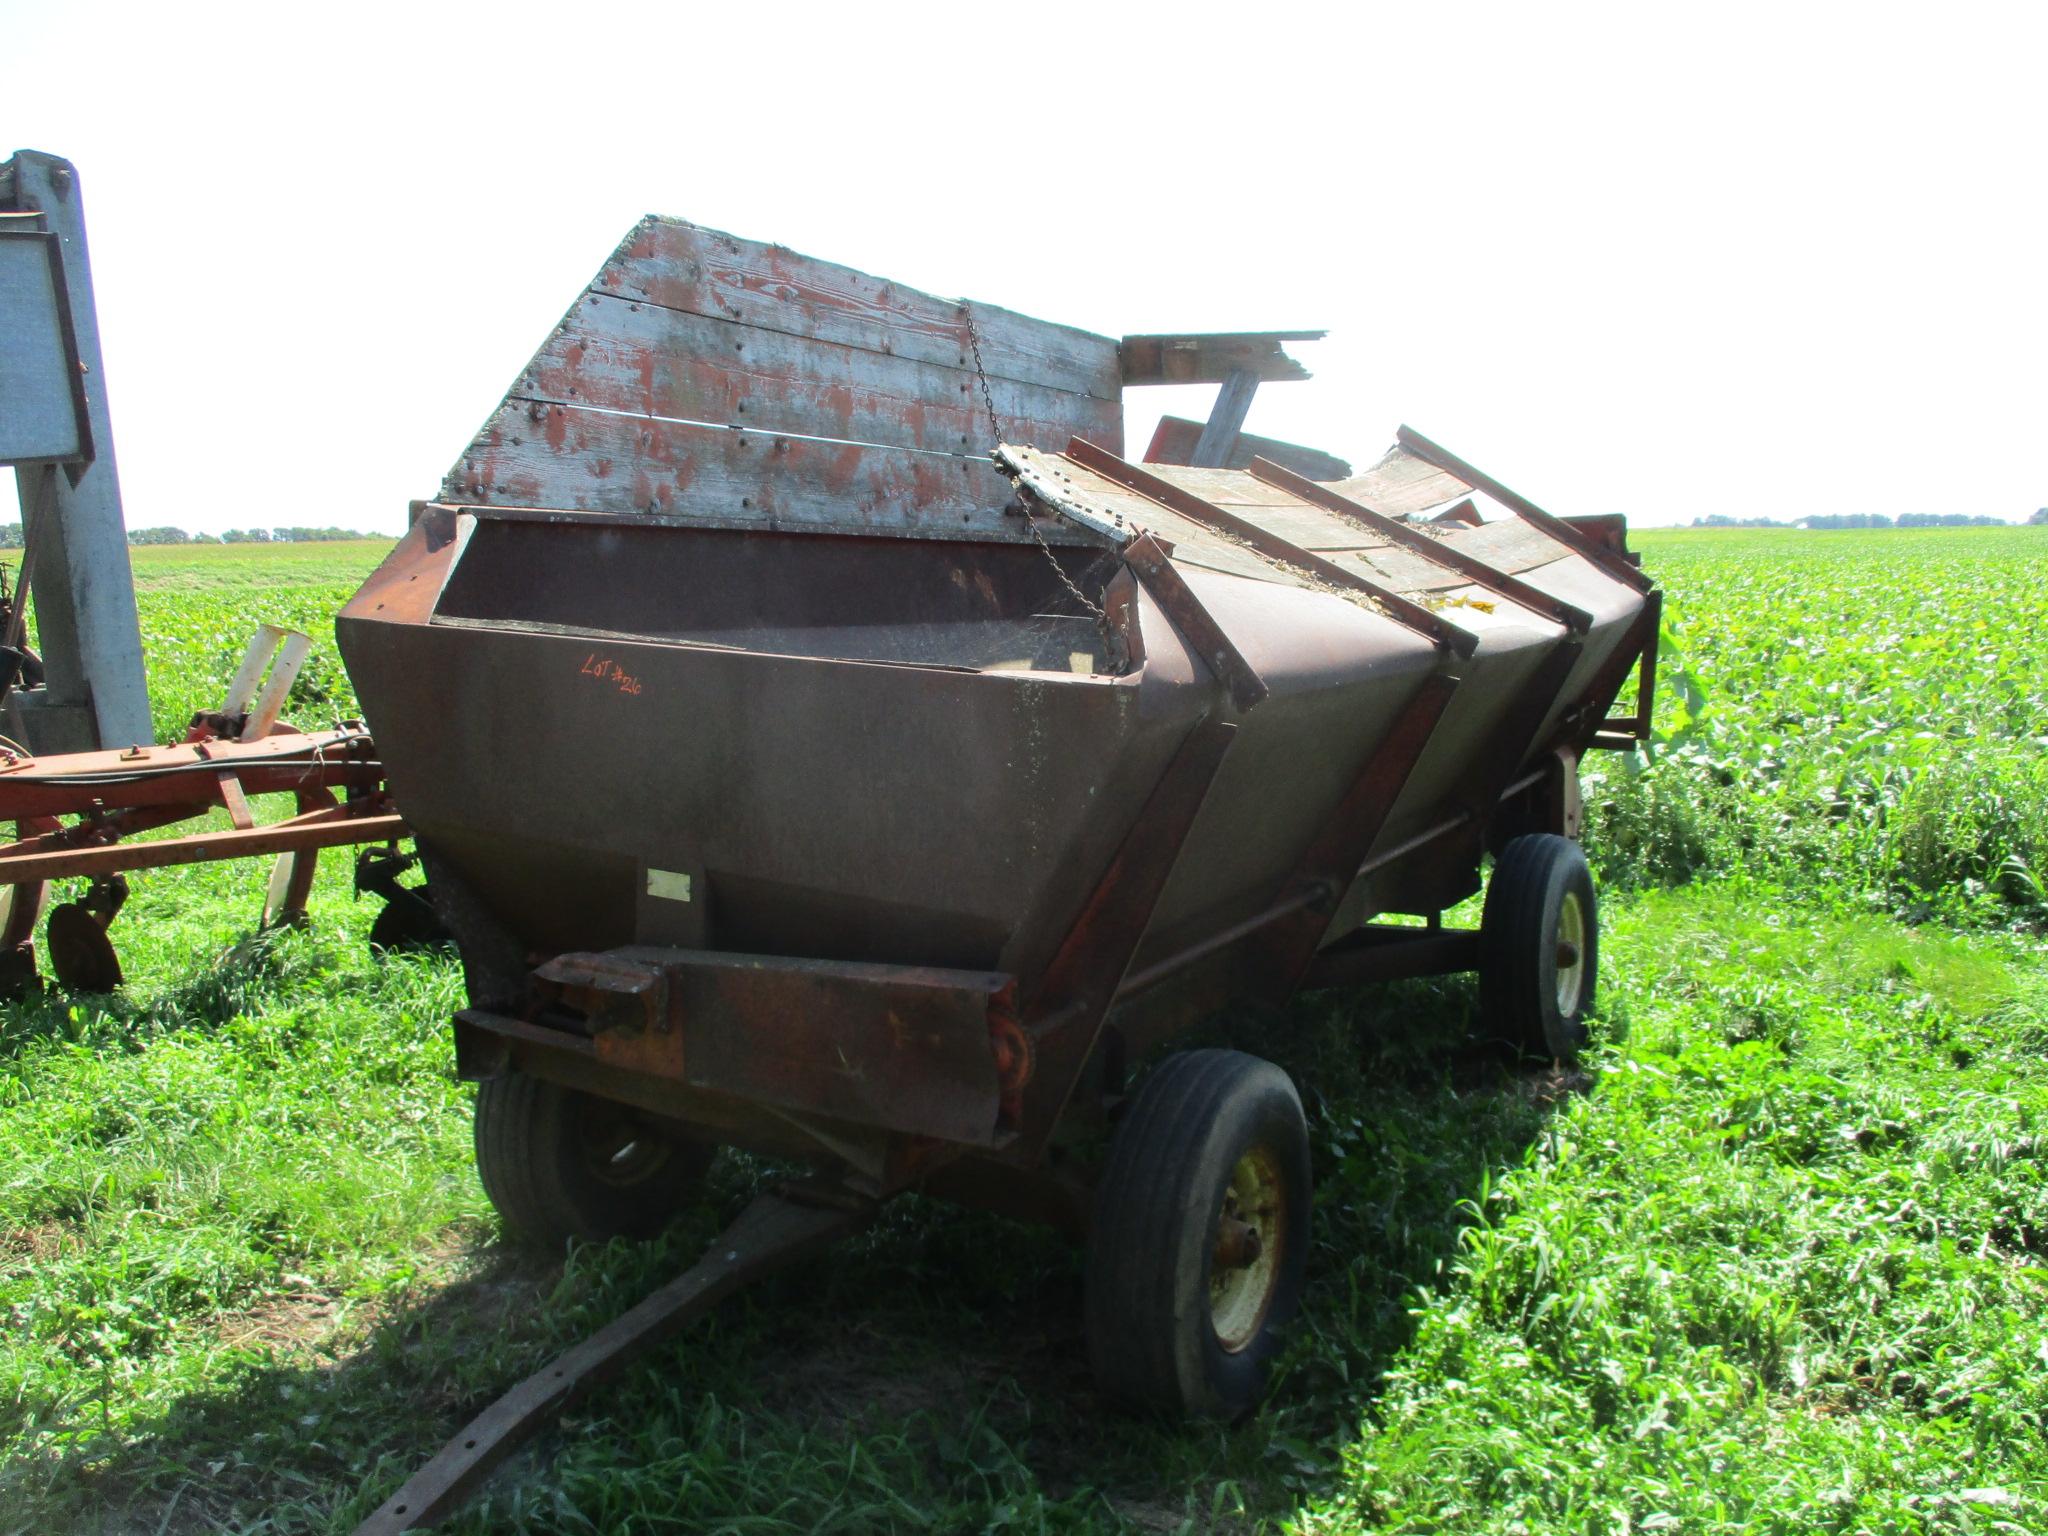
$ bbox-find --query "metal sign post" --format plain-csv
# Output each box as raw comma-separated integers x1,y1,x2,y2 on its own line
0,150,151,753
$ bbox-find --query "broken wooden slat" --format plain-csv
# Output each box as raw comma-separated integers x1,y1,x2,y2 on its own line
1190,368,1261,468
1118,332,1323,386
1328,445,1472,517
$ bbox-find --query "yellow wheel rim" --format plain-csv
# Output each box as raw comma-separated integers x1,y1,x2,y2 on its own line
1209,1145,1286,1352
1556,890,1587,1016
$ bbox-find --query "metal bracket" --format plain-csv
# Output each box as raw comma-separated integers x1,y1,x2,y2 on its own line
1257,667,1462,992
1121,534,1267,711
1016,715,1237,1158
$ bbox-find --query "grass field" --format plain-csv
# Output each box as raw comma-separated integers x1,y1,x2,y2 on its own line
2,527,2043,1533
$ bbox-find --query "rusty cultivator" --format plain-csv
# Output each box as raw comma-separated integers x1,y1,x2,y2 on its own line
0,624,406,991
339,214,1660,1528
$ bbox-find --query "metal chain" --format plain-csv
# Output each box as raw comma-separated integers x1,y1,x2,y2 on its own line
961,304,1106,625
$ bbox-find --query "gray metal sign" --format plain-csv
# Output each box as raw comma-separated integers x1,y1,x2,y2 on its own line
0,227,91,465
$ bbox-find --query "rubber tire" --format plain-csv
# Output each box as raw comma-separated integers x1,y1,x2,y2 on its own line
1480,833,1598,1061
473,1073,713,1247
1084,1049,1312,1420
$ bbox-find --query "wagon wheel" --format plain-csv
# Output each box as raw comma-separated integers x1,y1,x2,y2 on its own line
1084,1049,1311,1420
474,1072,714,1248
1480,832,1598,1061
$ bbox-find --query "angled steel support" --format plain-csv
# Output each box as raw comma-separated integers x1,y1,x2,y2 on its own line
1581,587,1663,749
1257,666,1462,992
1121,533,1268,711
1063,437,1477,658
1457,635,1585,835
1017,715,1237,1158
1394,425,1653,594
1246,456,1595,633
1301,923,1484,989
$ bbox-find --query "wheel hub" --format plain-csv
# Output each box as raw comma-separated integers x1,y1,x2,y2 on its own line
1208,1145,1285,1353
575,1103,673,1188
1555,890,1587,1015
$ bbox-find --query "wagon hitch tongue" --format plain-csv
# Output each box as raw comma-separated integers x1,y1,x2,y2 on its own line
353,1183,875,1535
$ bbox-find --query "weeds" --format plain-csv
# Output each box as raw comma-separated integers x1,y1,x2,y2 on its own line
1585,527,2048,927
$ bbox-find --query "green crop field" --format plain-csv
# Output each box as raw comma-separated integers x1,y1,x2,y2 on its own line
1,527,2043,1534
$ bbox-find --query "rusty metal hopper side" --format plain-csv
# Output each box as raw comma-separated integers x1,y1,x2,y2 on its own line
995,437,1656,957
337,510,1209,984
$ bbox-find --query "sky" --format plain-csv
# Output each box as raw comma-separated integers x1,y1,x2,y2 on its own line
3,1,2043,533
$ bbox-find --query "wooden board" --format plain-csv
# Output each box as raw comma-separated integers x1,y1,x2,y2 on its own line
453,408,1020,532
1449,515,1578,573
600,218,1122,400
515,292,1119,459
1118,332,1321,386
1143,465,1338,509
447,216,1126,535
1328,445,1472,516
1003,445,1596,604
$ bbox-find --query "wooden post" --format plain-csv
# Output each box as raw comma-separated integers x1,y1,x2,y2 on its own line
1190,367,1260,467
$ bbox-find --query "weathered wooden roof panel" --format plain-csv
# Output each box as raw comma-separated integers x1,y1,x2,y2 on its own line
602,218,1124,400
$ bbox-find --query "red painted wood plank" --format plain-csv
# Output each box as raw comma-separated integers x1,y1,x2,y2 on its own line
518,293,1121,459
450,405,1025,532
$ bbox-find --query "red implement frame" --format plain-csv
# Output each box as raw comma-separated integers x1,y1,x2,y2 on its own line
0,725,403,988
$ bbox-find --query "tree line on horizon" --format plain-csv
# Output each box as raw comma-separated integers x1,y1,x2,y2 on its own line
1695,510,2046,529
0,524,383,548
